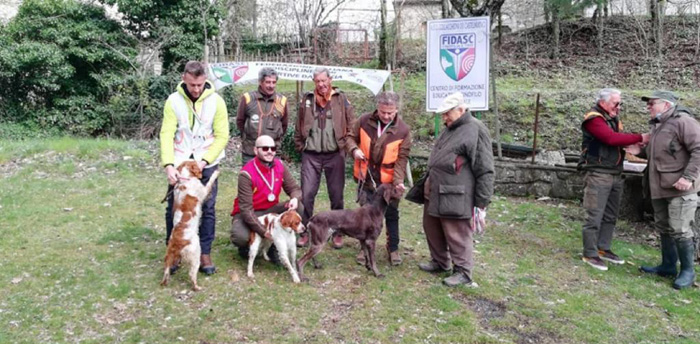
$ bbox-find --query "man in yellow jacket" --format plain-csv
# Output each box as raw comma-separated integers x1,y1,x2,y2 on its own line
159,61,230,275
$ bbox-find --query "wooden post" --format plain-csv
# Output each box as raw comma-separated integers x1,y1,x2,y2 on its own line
490,37,503,159
531,93,541,164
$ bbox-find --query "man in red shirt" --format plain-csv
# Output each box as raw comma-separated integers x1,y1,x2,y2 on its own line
230,135,303,260
578,88,649,271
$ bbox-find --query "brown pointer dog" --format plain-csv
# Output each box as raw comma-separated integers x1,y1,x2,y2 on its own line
296,184,401,281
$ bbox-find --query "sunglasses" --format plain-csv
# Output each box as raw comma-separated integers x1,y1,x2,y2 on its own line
257,146,276,152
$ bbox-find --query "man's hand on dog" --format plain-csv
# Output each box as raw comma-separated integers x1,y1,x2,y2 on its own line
286,198,298,211
165,165,179,185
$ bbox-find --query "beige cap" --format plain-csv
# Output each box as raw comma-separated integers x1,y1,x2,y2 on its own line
255,135,275,147
435,92,465,114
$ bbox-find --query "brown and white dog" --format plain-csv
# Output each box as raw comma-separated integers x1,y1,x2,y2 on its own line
247,209,305,283
160,160,219,291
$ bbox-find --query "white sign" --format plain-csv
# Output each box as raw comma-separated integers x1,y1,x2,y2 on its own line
426,17,490,112
208,62,390,95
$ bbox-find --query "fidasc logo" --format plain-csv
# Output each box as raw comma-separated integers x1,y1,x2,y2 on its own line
439,33,476,82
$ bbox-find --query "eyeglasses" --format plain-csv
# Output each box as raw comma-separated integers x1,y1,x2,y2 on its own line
257,146,276,152
612,102,622,108
647,100,661,106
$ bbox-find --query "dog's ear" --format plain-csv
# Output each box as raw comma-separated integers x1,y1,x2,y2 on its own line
191,161,203,179
382,185,392,204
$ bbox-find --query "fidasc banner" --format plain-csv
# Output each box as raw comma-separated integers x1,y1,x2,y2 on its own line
426,17,490,111
208,62,390,95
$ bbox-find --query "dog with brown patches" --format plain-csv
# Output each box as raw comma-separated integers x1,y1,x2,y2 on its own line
247,209,305,283
296,184,402,280
160,160,220,291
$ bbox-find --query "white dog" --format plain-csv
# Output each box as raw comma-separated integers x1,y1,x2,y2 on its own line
247,207,305,283
160,160,219,291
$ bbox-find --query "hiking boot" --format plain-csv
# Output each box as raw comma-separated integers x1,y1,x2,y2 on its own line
199,254,216,275
389,250,402,266
356,250,366,265
331,234,344,249
640,234,678,278
443,268,478,288
297,232,309,248
599,250,625,265
582,256,608,271
673,238,696,290
418,260,450,273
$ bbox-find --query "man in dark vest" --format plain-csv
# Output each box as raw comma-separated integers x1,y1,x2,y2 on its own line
236,67,289,165
294,67,358,248
578,88,648,271
350,91,412,266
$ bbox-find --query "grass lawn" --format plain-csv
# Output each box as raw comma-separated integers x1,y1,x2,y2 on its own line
1,138,698,344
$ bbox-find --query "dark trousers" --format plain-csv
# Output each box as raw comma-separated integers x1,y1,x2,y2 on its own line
582,172,622,258
300,151,345,223
422,198,473,279
359,187,400,252
165,165,219,255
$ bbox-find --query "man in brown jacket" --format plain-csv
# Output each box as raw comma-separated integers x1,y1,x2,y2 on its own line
230,135,303,260
414,92,494,287
236,68,289,165
635,91,700,289
294,67,358,248
349,91,412,265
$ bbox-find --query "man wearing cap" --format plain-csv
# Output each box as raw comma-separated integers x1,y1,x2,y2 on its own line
230,135,304,260
236,67,289,165
411,92,494,287
635,91,700,289
578,88,649,271
294,67,358,249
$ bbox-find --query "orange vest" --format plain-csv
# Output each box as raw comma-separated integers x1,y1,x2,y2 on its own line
353,127,404,183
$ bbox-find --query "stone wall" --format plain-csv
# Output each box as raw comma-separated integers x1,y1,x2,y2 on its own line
494,160,584,200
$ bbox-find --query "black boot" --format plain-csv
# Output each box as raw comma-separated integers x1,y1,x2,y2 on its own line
673,238,696,290
267,245,281,266
640,234,678,278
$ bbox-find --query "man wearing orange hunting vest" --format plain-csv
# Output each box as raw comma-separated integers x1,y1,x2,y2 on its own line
350,91,412,266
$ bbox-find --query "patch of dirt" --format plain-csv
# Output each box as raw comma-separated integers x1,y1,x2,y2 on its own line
453,294,565,344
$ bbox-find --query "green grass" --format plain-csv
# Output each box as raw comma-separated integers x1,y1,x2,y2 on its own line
1,138,699,343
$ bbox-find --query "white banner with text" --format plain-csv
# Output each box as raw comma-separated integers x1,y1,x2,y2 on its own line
208,62,390,95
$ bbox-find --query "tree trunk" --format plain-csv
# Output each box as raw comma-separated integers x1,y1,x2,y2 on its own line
596,1,604,54
379,0,388,69
442,0,451,18
552,9,560,59
497,7,503,49
657,0,665,57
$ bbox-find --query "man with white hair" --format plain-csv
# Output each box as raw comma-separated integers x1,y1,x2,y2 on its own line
294,67,358,249
410,92,494,287
230,135,303,260
578,88,648,271
636,91,700,289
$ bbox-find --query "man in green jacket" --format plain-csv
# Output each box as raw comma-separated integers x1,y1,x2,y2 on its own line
160,61,230,275
635,91,700,289
417,92,495,287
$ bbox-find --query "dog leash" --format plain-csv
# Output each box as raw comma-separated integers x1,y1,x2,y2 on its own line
355,160,378,203
160,177,191,203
